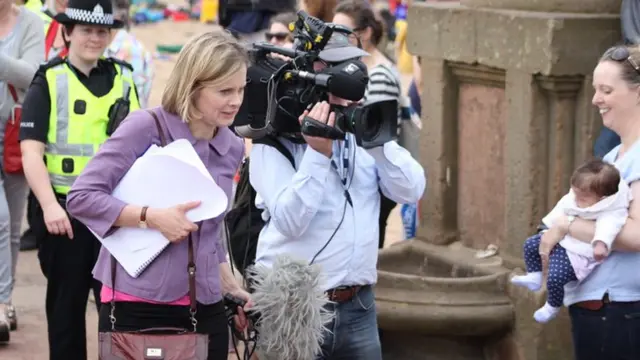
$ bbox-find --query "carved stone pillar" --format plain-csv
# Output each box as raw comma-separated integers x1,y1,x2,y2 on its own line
536,76,584,212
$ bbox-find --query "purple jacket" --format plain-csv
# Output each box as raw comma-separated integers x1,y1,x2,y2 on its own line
66,107,244,304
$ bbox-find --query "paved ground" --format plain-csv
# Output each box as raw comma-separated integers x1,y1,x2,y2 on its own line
0,251,97,360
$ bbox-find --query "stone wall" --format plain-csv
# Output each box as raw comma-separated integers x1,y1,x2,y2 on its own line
408,2,620,259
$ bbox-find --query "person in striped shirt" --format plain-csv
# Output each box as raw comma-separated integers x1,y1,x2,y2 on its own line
105,0,154,107
333,0,404,249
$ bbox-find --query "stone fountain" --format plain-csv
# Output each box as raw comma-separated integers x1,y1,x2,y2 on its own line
376,0,622,359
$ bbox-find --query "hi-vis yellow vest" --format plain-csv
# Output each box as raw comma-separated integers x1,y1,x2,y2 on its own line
44,60,140,195
23,0,52,33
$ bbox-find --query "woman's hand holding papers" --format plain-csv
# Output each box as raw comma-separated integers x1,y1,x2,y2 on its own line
147,201,201,242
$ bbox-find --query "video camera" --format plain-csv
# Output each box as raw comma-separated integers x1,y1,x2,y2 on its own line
232,10,398,148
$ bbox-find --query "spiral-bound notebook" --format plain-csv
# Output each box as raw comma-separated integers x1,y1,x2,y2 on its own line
91,227,171,278
88,138,229,278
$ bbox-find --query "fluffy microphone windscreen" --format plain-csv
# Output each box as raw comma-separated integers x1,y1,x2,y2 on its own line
247,255,334,360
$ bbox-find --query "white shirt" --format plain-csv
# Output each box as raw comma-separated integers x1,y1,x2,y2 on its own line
542,180,632,258
249,136,426,291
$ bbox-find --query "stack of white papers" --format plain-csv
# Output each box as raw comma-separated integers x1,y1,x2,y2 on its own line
91,139,228,278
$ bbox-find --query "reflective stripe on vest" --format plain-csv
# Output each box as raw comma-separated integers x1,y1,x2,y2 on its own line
44,62,135,194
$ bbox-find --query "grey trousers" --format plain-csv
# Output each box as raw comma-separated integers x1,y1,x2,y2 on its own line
0,172,28,303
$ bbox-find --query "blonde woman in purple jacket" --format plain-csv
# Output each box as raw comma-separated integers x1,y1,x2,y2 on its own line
66,30,252,360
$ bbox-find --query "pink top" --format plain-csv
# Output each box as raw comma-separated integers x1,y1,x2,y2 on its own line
100,285,191,306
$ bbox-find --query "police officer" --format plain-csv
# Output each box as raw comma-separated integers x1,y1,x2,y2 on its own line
18,0,139,357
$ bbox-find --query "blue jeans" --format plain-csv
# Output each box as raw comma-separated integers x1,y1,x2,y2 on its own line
570,300,640,360
316,285,382,360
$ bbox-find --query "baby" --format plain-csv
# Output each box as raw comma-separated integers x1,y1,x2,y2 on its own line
511,159,632,323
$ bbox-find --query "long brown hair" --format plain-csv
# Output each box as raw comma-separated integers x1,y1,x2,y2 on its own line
334,0,385,46
300,0,336,22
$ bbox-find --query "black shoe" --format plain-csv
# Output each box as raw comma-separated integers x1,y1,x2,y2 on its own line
20,229,37,252
0,307,10,343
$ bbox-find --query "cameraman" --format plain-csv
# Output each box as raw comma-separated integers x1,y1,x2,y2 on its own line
248,33,426,359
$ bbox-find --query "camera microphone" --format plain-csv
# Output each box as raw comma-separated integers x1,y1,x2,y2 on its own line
288,59,369,102
254,42,300,59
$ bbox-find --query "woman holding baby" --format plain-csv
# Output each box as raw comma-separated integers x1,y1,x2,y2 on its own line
535,45,640,360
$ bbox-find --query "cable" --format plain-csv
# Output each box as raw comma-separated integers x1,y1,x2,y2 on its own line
308,196,346,266
226,311,258,360
309,138,357,265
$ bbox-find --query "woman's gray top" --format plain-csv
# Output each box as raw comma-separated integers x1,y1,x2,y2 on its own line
0,6,45,160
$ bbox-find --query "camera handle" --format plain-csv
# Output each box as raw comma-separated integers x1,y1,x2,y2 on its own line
301,115,345,140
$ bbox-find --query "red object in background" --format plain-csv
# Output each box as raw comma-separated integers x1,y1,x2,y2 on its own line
171,11,189,21
388,0,400,13
45,20,68,59
3,85,23,174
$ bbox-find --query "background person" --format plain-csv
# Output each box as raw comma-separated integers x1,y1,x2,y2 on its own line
332,0,406,249
0,0,44,340
19,0,139,356
298,0,336,22
539,45,640,360
105,0,154,107
266,12,296,48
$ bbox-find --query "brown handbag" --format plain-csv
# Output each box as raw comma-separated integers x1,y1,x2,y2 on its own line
98,110,209,360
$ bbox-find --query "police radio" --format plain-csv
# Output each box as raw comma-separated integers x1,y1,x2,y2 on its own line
106,87,132,136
